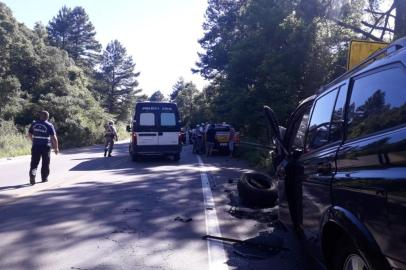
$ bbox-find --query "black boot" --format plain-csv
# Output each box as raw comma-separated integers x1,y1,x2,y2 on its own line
30,175,35,185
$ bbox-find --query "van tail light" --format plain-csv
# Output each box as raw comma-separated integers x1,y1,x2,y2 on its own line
132,132,137,145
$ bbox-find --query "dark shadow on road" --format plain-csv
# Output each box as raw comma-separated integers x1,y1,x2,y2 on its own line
0,144,309,269
0,183,31,191
0,154,208,269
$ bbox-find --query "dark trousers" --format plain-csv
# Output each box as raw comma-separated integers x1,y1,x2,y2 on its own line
29,145,51,180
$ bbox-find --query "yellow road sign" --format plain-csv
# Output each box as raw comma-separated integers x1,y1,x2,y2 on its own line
347,40,388,70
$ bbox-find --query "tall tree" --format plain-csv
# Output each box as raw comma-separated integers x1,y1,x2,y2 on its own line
47,6,71,50
327,0,406,41
149,90,165,102
394,0,406,39
171,80,199,126
47,6,101,68
98,40,140,121
170,77,185,101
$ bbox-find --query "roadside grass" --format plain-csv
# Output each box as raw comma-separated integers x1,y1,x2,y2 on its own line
0,120,130,159
0,121,31,158
235,145,275,175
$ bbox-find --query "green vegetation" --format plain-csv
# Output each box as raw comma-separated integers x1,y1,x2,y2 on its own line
0,120,31,158
171,0,403,144
1,0,404,160
0,3,142,156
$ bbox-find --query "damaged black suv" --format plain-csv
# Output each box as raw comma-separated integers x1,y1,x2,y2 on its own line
265,37,406,270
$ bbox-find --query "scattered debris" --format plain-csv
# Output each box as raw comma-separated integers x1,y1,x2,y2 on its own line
228,206,278,223
202,233,288,259
174,216,193,223
224,189,231,193
206,207,214,210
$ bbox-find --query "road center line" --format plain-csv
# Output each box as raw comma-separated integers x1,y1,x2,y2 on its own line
197,155,229,270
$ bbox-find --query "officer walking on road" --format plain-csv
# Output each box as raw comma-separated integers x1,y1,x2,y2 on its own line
104,121,118,157
28,111,59,185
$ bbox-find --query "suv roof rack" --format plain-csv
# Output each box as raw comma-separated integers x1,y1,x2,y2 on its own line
317,36,406,94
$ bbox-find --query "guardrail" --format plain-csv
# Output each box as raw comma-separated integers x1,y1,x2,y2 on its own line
238,141,275,151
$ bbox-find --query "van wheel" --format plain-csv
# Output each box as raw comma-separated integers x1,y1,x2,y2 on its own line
237,172,277,208
131,154,139,162
173,153,180,161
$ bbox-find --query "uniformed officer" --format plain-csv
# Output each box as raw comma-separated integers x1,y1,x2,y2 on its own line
28,111,59,185
104,121,118,157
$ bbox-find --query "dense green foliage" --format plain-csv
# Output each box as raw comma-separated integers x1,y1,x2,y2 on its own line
0,2,141,154
180,0,402,146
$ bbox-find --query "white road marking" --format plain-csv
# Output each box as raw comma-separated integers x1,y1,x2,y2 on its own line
197,155,229,270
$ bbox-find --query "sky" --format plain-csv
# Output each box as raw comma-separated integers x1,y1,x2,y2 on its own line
2,0,209,97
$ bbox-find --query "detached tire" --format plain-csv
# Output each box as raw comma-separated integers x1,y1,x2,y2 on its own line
237,172,277,208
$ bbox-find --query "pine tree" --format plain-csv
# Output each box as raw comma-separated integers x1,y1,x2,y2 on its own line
47,6,72,51
47,6,101,68
68,7,101,66
149,90,165,102
169,77,185,101
99,40,141,121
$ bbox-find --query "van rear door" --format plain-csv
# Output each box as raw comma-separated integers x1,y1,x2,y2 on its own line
158,108,179,146
136,111,159,146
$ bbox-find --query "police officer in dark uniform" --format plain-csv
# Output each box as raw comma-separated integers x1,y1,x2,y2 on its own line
28,111,59,185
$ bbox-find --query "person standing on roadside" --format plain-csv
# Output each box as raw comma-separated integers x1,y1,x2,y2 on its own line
206,124,216,156
228,127,236,158
28,111,59,185
104,121,118,157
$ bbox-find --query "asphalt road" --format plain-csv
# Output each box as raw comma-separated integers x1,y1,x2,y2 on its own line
0,142,310,270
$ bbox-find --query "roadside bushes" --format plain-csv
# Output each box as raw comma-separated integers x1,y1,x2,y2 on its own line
0,120,31,158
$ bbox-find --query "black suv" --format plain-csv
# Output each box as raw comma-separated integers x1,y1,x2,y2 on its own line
265,37,406,270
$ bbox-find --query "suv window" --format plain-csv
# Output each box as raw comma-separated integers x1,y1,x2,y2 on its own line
290,107,311,150
329,85,348,142
306,89,338,151
347,66,406,139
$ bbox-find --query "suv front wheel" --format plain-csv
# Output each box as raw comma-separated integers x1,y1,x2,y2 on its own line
333,242,371,270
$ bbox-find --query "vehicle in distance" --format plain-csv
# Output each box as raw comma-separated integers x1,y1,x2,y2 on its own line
265,37,406,270
127,102,182,161
203,123,239,154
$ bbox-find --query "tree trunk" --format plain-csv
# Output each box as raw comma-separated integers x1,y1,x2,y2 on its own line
394,0,406,39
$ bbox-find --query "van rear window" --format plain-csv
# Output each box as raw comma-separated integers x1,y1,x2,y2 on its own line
161,113,176,126
140,113,155,126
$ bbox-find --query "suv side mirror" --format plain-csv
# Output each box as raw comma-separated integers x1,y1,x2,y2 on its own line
126,125,131,132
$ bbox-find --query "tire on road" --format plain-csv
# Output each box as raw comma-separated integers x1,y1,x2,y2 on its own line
237,172,277,208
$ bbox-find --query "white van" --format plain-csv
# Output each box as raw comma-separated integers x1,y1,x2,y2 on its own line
127,102,182,161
